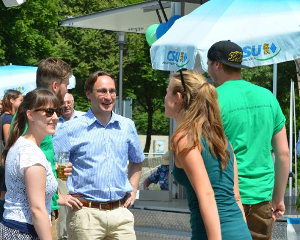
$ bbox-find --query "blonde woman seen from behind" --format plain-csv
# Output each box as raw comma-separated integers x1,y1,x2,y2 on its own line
0,89,61,240
165,70,251,240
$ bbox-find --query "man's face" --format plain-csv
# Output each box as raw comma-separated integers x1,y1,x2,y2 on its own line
86,76,116,116
207,59,221,86
56,79,69,105
62,93,74,119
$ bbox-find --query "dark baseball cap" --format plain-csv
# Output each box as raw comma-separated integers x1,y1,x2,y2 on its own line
207,40,249,69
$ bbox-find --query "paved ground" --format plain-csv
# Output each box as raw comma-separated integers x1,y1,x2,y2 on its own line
273,220,287,240
134,197,299,240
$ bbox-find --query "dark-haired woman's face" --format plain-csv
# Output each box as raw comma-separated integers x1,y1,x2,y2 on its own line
11,94,23,113
30,104,59,136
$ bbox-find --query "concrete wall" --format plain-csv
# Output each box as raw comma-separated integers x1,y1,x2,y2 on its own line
138,135,169,153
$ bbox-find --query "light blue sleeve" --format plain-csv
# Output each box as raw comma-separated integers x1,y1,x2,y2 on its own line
53,121,72,160
128,120,145,163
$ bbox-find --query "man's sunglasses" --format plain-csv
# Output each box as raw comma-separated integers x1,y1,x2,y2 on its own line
34,108,63,117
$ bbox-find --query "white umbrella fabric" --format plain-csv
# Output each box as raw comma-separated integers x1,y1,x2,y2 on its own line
150,0,300,72
0,65,76,98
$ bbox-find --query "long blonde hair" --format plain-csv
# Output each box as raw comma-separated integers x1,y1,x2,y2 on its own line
170,70,230,170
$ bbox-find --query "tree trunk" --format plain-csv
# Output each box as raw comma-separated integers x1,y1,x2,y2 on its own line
143,108,153,153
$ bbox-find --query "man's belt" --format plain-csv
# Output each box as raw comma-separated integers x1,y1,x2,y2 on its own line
72,194,126,210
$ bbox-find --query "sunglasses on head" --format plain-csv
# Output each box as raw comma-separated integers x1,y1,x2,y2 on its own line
34,108,63,117
177,68,187,93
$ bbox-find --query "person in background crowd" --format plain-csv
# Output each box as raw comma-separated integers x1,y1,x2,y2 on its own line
207,40,289,239
55,92,84,240
0,89,60,239
2,90,23,143
165,69,251,239
143,151,169,191
53,70,145,240
0,99,3,115
56,93,85,129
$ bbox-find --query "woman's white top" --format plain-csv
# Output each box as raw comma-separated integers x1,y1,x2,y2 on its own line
3,136,58,225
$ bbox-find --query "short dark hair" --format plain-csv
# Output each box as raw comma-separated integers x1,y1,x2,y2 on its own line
84,71,115,94
222,63,241,74
36,57,72,89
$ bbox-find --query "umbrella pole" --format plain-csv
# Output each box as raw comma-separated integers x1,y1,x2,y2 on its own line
293,83,297,198
157,0,168,22
155,9,163,24
289,79,294,197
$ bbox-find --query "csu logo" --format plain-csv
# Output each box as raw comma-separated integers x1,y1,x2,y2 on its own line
166,51,189,68
242,43,281,61
4,86,25,94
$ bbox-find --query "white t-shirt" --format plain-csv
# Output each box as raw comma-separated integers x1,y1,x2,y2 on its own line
3,136,58,225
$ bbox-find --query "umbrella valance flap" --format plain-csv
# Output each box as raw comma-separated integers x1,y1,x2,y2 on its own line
150,0,300,72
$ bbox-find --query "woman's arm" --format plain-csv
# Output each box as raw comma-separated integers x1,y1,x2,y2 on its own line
3,124,10,143
25,165,52,240
232,151,246,222
175,135,221,240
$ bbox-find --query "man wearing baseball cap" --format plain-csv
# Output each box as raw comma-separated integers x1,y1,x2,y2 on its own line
207,40,289,239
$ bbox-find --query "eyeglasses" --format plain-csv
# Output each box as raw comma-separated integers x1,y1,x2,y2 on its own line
177,68,187,93
35,108,63,117
64,101,73,105
93,88,116,96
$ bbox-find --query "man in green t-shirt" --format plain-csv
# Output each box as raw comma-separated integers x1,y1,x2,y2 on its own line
207,40,289,239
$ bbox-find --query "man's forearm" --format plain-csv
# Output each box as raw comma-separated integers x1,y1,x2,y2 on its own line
128,162,142,193
273,152,289,202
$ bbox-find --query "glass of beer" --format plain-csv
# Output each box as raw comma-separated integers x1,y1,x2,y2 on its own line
57,151,69,181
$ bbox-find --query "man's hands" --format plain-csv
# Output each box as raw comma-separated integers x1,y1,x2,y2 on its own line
64,162,73,177
124,191,137,208
55,162,72,178
57,194,83,210
272,200,285,221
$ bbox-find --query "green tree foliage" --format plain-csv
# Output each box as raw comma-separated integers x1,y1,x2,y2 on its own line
124,34,169,152
0,0,60,65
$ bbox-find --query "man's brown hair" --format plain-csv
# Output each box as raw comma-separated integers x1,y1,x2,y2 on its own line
84,71,115,94
222,63,242,74
36,57,72,89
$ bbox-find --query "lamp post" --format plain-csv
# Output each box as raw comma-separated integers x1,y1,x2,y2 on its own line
116,32,126,116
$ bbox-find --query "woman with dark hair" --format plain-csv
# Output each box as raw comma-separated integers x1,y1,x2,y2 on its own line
165,70,251,239
1,90,23,143
0,89,62,239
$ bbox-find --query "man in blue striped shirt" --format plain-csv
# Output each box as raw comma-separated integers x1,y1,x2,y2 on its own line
53,71,145,240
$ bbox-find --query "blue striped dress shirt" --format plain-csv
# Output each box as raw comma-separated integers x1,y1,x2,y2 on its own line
53,109,145,202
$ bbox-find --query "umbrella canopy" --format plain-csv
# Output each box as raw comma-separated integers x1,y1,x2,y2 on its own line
0,65,37,98
0,65,76,98
150,0,300,72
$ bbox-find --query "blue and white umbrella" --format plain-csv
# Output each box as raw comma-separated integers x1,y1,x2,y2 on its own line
150,0,300,72
0,65,76,98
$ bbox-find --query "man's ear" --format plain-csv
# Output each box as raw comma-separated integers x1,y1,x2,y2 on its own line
215,61,223,70
86,91,91,101
51,81,59,93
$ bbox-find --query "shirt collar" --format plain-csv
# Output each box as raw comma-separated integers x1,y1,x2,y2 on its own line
86,108,121,127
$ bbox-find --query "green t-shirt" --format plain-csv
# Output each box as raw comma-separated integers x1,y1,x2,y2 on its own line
11,115,59,210
217,80,286,205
